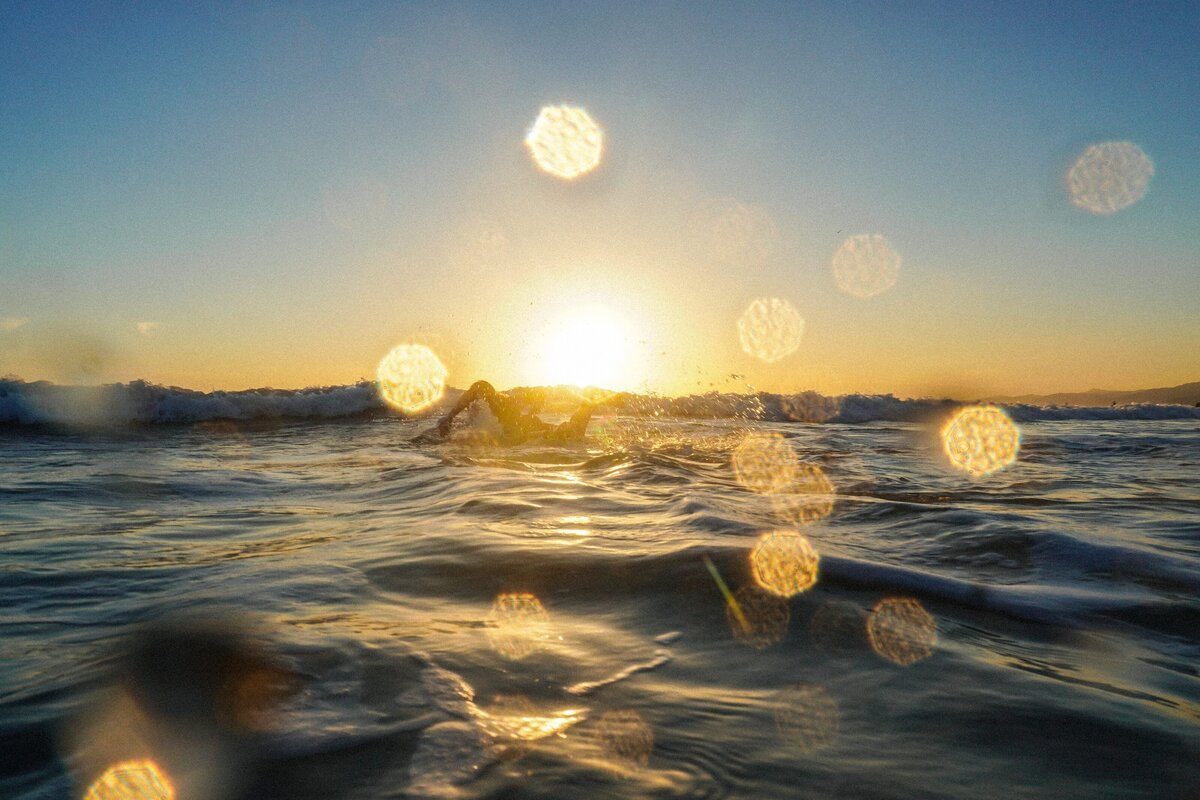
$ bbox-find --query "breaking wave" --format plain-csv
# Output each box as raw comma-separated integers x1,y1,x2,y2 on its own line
1,379,1197,427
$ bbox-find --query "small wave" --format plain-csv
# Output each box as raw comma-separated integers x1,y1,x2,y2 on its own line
3,378,1198,427
0,379,383,426
818,553,1200,636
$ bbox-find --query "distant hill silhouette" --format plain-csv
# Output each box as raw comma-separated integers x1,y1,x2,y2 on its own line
987,381,1200,407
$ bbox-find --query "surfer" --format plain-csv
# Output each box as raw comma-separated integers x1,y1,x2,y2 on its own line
434,381,619,443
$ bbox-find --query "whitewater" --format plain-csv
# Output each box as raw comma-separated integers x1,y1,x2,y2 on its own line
2,378,1198,427
1,382,1197,799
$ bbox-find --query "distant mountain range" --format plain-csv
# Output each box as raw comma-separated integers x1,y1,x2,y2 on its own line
986,381,1200,407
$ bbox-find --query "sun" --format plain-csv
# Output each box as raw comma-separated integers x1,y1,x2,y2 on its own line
529,306,631,389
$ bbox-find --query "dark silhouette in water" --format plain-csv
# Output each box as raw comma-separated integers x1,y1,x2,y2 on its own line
434,380,622,443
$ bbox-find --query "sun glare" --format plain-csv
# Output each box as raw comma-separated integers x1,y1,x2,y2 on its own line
529,307,632,389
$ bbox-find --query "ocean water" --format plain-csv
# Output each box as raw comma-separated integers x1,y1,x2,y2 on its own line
1,398,1198,799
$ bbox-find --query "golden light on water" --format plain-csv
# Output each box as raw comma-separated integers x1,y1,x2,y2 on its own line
376,343,448,414
769,463,836,526
750,531,819,598
595,709,654,767
476,701,586,742
1067,141,1154,215
487,592,550,660
773,683,840,752
525,105,603,179
84,760,173,800
732,431,799,495
727,585,790,649
831,233,901,298
942,404,1020,477
737,297,804,363
866,597,937,666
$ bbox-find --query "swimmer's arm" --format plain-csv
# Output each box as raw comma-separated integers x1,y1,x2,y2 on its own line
436,381,499,437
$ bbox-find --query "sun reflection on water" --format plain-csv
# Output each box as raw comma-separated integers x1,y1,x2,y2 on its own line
84,760,173,800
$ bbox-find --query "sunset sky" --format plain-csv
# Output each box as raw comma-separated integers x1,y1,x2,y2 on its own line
2,1,1197,398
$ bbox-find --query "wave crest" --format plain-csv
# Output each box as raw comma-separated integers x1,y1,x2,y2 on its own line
2,379,1197,427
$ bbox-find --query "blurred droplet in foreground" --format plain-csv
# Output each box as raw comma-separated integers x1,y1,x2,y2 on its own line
750,531,820,598
525,105,603,179
487,592,550,660
942,404,1020,477
831,233,901,298
595,709,654,767
690,197,777,267
737,297,805,363
773,684,841,752
84,759,174,800
769,462,836,526
727,585,790,649
732,431,799,495
376,343,448,414
322,176,389,231
1067,141,1153,215
808,599,868,657
65,620,303,800
866,597,937,666
444,219,509,274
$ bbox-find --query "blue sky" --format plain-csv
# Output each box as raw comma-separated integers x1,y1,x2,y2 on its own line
2,1,1197,395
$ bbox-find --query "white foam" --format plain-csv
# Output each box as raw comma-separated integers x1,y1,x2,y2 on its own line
2,379,1196,427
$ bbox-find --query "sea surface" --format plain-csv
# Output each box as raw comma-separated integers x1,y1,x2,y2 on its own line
1,401,1198,799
